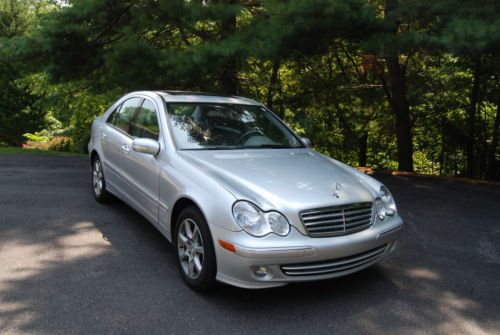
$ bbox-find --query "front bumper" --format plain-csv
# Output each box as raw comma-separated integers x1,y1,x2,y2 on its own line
210,216,403,289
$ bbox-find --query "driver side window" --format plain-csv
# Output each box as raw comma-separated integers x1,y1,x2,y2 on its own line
106,104,121,124
130,99,160,140
111,97,143,135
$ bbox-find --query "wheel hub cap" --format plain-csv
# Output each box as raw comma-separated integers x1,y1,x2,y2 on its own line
92,161,103,196
177,218,204,279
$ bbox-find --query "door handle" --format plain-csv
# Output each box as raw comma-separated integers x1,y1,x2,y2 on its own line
121,144,130,153
101,132,107,140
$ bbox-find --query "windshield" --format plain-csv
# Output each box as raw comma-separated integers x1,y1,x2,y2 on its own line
166,103,304,150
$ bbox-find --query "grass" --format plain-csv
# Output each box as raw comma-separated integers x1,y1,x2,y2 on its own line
0,147,85,156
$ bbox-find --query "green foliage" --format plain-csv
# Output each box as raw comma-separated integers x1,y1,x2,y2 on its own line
0,0,55,146
23,131,49,143
0,0,499,179
0,63,44,146
69,91,116,152
47,136,72,152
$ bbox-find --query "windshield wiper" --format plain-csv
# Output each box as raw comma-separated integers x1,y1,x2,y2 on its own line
183,144,298,150
243,144,295,149
201,146,243,150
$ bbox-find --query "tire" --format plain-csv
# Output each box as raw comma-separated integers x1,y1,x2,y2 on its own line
175,206,217,292
91,155,111,203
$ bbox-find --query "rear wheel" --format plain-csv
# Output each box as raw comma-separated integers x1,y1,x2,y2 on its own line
91,155,111,203
175,206,216,292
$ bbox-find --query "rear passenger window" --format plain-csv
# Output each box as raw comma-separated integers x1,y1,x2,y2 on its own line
130,100,160,140
114,97,143,134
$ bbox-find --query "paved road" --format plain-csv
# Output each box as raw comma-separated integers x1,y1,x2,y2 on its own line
0,154,499,335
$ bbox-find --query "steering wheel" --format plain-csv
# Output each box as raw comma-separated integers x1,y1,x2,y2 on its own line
238,128,265,144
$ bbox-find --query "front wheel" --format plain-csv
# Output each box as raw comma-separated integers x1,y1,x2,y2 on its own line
175,206,216,292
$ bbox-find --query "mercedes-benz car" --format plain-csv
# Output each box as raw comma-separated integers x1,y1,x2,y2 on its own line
88,91,404,291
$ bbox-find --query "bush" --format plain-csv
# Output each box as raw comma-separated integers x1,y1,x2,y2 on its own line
24,141,49,150
23,130,51,143
48,136,73,152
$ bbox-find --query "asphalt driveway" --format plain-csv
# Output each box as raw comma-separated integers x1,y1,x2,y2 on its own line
0,154,499,334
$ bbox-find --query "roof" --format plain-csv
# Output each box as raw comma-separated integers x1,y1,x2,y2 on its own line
155,90,261,106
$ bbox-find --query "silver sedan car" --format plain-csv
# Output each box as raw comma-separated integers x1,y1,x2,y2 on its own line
88,91,404,291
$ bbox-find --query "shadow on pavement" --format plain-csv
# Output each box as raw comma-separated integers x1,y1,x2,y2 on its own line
0,155,499,334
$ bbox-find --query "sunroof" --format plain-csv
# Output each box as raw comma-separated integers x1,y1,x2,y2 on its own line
159,90,230,97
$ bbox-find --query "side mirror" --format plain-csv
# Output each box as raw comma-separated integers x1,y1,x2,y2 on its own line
132,138,160,156
301,137,312,147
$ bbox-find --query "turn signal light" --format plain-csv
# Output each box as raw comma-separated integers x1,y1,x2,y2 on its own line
219,240,237,252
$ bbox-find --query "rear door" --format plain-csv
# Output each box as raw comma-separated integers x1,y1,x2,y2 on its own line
101,97,143,196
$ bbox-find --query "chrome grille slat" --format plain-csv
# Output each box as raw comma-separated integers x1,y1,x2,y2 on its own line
344,217,372,226
304,218,344,226
307,226,345,232
304,213,371,226
308,222,371,233
342,208,373,215
300,202,373,237
300,203,372,216
303,215,344,224
302,208,371,221
344,212,372,221
281,245,387,276
344,211,372,219
305,218,372,231
302,212,343,221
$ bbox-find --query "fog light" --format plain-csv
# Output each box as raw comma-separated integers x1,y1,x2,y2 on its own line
252,266,271,277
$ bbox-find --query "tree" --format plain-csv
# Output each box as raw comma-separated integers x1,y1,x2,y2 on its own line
2,0,499,180
439,0,500,177
0,63,44,146
0,0,52,146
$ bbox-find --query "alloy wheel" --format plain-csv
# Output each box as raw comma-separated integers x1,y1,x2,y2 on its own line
92,160,103,197
177,218,205,279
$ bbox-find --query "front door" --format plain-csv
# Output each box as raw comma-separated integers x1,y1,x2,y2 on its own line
101,97,143,193
119,98,161,224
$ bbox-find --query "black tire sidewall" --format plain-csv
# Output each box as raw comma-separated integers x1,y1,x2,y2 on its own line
174,206,217,292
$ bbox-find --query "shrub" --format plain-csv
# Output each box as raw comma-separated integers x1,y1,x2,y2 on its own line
23,130,51,143
24,141,49,150
48,136,73,152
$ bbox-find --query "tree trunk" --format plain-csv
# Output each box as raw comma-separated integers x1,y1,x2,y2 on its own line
358,133,368,167
439,126,445,175
466,57,481,178
266,59,280,112
384,0,413,172
384,54,413,172
220,0,238,95
486,101,500,180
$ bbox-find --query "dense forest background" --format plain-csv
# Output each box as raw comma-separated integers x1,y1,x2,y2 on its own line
1,0,499,180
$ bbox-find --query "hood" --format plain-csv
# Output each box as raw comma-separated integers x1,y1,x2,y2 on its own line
178,149,379,211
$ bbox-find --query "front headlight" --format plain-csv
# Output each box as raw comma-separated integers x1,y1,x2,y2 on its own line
232,201,290,237
375,186,397,220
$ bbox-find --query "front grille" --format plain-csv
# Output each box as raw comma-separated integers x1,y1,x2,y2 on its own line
281,245,387,276
300,202,374,237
